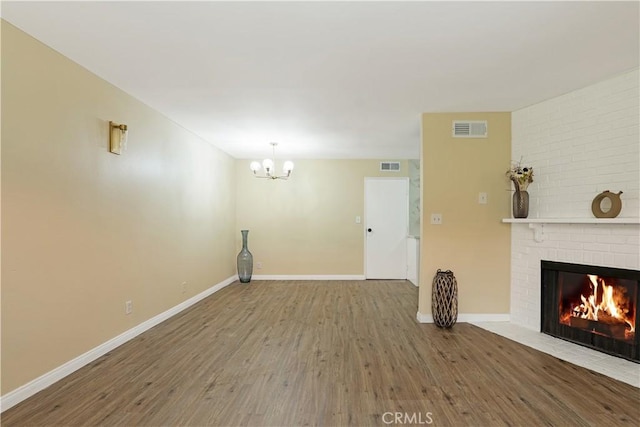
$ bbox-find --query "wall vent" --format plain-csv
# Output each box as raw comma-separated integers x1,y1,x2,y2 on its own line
380,161,401,172
452,120,488,138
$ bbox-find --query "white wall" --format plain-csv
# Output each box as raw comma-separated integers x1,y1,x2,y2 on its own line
408,159,420,236
510,69,640,330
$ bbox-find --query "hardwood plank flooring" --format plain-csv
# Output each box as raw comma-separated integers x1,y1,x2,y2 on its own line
3,280,639,426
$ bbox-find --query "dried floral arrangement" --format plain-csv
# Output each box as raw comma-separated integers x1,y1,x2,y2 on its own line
506,160,534,192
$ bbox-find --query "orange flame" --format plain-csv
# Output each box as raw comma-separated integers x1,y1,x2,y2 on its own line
571,275,635,332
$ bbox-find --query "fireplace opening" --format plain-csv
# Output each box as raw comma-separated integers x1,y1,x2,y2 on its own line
542,261,640,362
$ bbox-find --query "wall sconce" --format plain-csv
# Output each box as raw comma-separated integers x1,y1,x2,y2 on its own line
109,121,128,155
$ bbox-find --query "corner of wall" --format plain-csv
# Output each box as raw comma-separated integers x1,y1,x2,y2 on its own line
418,112,512,316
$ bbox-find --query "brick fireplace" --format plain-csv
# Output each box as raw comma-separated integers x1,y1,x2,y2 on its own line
510,69,640,341
510,223,640,332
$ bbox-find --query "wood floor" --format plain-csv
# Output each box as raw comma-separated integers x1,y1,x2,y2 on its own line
3,280,639,426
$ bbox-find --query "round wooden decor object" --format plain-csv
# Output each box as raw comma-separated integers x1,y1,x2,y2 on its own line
591,191,622,218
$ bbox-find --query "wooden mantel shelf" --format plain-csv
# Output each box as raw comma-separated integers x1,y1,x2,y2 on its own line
502,218,640,224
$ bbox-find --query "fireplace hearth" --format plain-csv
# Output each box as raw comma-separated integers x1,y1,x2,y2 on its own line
541,261,639,362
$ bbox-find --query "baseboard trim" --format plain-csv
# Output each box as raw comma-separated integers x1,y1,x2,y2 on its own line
416,312,434,323
0,275,238,413
416,312,510,323
251,275,366,281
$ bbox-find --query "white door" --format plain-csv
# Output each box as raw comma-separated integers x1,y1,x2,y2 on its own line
365,178,409,279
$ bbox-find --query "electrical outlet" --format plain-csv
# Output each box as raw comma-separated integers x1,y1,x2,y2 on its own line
430,213,443,225
256,262,263,270
181,281,187,294
479,192,488,204
125,300,133,315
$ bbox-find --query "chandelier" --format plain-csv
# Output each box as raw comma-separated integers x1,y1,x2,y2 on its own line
249,142,294,180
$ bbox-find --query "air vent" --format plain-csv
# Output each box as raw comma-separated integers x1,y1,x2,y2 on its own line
452,120,488,138
380,161,401,172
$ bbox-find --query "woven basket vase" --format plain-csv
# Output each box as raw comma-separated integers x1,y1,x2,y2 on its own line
431,269,458,328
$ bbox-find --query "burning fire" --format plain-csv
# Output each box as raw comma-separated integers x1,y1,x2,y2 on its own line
571,275,635,332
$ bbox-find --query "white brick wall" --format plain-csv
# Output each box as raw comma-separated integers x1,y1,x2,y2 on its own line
510,69,640,330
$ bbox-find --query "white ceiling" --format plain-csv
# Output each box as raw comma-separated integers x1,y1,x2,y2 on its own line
2,1,638,159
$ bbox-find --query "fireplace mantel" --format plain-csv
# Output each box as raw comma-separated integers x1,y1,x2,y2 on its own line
502,218,640,242
502,218,640,224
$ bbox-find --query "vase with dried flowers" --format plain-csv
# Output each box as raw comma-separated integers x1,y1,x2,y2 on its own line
506,161,534,218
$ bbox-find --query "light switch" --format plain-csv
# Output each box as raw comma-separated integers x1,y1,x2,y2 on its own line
355,216,361,224
479,192,488,204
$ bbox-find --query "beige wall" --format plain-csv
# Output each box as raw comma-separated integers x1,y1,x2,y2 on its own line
1,22,236,394
419,113,511,315
236,159,408,275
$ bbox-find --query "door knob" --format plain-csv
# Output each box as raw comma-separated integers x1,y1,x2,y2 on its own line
367,228,372,232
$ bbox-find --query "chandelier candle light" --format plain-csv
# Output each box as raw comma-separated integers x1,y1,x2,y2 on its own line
250,142,294,180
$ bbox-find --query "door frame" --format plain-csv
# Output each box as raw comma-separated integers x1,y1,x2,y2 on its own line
364,177,410,279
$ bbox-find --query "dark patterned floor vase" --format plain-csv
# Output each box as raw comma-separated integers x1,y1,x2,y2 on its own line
431,269,458,328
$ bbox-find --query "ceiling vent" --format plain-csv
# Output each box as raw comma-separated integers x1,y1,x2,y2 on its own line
452,120,488,138
380,161,401,172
